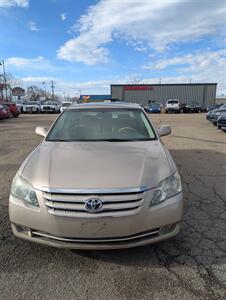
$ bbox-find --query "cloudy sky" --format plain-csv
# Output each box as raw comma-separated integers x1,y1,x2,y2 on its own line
0,0,225,96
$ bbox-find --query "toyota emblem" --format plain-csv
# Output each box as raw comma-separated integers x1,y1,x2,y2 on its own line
85,198,103,213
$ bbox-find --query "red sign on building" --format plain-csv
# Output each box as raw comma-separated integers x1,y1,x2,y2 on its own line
123,85,153,91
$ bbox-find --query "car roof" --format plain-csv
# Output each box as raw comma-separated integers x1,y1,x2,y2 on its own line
69,102,143,110
214,108,226,112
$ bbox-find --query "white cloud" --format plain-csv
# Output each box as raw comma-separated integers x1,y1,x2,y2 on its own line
28,21,39,31
19,71,226,97
57,0,226,65
21,76,58,84
60,12,67,21
143,49,226,94
20,76,111,95
143,49,226,70
0,0,29,8
5,56,57,71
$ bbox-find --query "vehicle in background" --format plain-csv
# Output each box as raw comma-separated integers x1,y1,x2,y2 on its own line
219,104,226,109
217,114,226,130
183,102,202,113
12,100,24,112
60,102,72,113
23,101,41,113
206,104,222,112
145,103,162,114
165,99,181,113
40,101,61,113
9,102,183,250
1,102,21,118
206,109,215,120
0,104,10,120
209,108,226,125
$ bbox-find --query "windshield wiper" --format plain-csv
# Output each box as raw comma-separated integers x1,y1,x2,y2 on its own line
46,138,151,142
46,139,75,142
99,139,136,142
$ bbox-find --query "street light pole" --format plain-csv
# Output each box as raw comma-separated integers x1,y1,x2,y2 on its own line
0,60,8,101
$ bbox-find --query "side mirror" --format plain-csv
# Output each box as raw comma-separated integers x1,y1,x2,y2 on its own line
157,125,171,137
35,126,48,138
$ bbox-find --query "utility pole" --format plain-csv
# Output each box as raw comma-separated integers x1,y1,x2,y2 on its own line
51,80,55,99
189,78,192,84
0,60,8,101
42,81,47,96
159,77,162,84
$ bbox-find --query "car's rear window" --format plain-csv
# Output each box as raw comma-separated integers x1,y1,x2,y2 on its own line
46,108,157,141
167,100,179,104
62,103,71,107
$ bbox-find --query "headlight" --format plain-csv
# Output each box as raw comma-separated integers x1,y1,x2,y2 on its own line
150,171,182,206
11,175,39,207
215,112,220,116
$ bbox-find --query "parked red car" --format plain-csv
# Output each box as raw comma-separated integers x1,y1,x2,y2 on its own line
0,104,10,120
0,102,20,118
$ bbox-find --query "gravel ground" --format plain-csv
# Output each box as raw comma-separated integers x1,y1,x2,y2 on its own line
0,113,226,300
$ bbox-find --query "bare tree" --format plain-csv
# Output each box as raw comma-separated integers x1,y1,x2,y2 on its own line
5,72,22,88
26,86,44,101
127,75,142,84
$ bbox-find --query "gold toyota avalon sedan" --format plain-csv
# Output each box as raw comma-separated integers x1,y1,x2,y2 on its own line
9,102,183,249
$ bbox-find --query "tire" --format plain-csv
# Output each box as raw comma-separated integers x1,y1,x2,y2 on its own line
9,111,14,118
217,125,221,129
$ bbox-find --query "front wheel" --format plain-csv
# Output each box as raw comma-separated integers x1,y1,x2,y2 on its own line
217,125,221,129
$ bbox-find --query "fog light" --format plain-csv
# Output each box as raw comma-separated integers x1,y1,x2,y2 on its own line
160,223,177,235
15,224,32,236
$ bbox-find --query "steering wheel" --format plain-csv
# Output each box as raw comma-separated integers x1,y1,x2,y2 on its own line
118,127,137,133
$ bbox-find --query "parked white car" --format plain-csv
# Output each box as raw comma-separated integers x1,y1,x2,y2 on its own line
60,102,72,113
165,99,181,113
40,101,61,113
23,101,41,113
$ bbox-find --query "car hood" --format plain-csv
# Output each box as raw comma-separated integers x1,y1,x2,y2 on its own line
21,141,176,190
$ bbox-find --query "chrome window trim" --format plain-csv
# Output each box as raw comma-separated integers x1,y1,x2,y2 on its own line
38,186,150,194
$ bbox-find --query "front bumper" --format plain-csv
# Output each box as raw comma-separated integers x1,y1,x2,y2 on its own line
217,119,226,127
9,191,183,250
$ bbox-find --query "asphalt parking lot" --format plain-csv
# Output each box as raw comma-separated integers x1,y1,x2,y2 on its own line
0,113,226,299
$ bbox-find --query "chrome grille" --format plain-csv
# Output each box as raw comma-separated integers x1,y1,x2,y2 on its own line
43,189,146,218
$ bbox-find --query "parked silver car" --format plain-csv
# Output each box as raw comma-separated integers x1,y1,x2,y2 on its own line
9,102,183,249
165,99,181,113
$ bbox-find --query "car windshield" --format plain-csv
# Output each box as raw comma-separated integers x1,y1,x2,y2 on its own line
150,103,161,107
27,102,38,105
44,101,56,105
46,108,157,141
